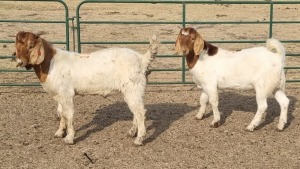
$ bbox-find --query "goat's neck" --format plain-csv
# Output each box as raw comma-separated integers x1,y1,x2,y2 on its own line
186,51,199,69
32,40,55,83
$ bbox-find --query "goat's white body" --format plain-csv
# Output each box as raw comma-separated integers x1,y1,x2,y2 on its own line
191,47,282,92
190,39,289,130
14,31,157,145
40,36,157,145
43,48,146,96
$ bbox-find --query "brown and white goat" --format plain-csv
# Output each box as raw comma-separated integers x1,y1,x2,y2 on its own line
15,31,158,145
175,27,289,131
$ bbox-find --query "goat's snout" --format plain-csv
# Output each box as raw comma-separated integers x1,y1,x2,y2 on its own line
16,58,32,70
16,58,24,67
182,49,190,55
11,52,16,62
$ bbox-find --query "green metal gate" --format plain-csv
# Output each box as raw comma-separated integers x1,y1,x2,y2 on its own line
0,0,299,86
76,0,300,84
0,0,69,86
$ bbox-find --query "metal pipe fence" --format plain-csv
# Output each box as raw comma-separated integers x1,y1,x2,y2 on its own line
76,0,300,84
0,0,299,86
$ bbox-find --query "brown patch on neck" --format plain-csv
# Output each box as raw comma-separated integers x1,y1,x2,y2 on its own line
204,41,218,56
32,39,55,83
185,51,199,69
185,41,219,69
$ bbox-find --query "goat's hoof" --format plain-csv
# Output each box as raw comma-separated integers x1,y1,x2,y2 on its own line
54,130,65,138
63,138,74,145
276,124,285,132
210,121,220,128
277,121,286,131
55,116,60,121
133,137,144,146
246,125,255,132
195,114,204,120
128,128,138,137
128,133,137,138
55,114,61,121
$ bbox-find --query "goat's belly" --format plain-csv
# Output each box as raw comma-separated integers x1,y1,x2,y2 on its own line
218,81,253,90
75,88,116,96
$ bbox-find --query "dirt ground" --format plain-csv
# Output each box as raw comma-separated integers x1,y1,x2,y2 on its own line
0,1,300,168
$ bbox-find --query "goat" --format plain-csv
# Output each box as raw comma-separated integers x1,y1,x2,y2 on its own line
175,27,289,131
14,31,158,145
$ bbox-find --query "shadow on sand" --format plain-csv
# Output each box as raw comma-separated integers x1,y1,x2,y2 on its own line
75,102,196,144
207,92,297,130
75,92,297,144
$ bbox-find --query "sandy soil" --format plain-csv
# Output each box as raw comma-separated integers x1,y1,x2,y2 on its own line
0,1,300,168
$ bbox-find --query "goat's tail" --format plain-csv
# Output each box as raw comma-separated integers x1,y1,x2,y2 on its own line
141,35,158,70
266,38,286,65
266,38,286,91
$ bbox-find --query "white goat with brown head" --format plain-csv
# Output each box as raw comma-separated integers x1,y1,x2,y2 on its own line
175,27,289,131
15,31,158,145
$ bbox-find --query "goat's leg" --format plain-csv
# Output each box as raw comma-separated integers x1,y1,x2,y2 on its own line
128,115,138,137
196,92,209,120
132,105,146,146
54,103,66,138
124,93,138,137
124,92,146,146
56,103,62,119
274,90,289,131
54,96,75,144
207,89,221,127
246,93,268,131
62,97,75,144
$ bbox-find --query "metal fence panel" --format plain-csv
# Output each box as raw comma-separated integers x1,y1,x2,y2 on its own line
76,0,300,84
1,0,299,86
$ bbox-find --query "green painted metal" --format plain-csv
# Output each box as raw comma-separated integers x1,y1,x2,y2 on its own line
0,20,67,24
76,0,300,84
0,83,40,87
269,1,274,38
181,3,186,84
0,0,69,86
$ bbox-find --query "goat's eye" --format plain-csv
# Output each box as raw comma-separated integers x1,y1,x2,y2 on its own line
29,45,34,49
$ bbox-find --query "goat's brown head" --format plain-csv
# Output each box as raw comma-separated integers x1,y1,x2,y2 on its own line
15,31,46,70
175,27,205,56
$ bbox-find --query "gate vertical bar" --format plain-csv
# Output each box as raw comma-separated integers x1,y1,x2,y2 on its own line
76,1,83,53
63,1,70,51
182,2,186,84
269,0,274,38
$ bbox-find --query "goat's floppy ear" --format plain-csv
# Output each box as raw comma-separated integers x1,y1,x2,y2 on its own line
175,31,182,54
16,31,27,43
193,33,204,56
30,38,45,65
35,31,47,37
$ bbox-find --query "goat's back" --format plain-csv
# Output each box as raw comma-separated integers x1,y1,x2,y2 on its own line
43,48,146,95
192,46,284,91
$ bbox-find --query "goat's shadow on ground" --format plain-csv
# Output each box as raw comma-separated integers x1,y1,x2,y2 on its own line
75,92,297,144
206,92,297,130
75,102,196,144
